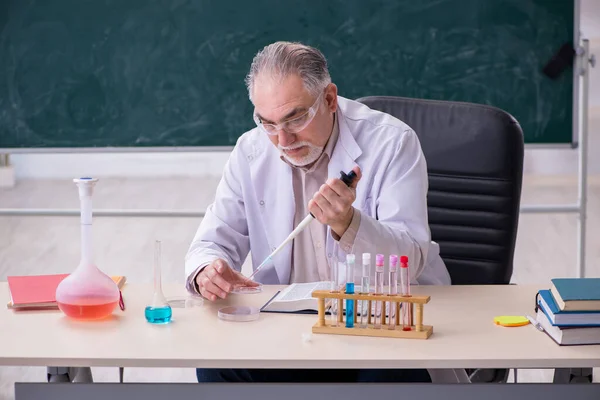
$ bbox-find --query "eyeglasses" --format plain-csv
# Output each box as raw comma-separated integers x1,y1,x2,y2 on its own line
253,91,324,135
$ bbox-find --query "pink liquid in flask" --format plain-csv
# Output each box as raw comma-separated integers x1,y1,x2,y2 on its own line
55,178,120,320
58,298,119,320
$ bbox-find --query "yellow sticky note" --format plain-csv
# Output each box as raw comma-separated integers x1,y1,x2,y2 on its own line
493,316,529,327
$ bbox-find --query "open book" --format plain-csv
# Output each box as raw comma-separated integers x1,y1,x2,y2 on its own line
260,281,332,314
259,281,394,316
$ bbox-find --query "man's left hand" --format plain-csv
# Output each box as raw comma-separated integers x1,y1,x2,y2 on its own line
308,166,362,238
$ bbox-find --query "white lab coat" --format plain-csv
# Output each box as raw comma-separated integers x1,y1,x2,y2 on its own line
185,96,451,286
186,96,465,383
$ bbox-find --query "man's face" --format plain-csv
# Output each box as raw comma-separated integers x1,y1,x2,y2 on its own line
252,74,337,167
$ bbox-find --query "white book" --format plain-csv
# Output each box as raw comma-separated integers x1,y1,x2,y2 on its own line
536,308,600,346
260,281,332,314
260,281,397,317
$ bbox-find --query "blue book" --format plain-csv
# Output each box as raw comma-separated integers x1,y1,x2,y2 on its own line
550,278,600,311
538,290,600,326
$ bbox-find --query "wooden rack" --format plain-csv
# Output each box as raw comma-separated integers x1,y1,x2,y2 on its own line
311,290,433,339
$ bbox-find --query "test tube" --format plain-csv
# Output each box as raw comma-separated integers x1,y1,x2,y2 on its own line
345,254,355,328
373,254,384,329
388,255,398,330
359,253,371,328
329,254,339,327
400,255,412,331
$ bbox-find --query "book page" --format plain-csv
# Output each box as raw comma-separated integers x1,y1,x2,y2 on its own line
277,281,331,302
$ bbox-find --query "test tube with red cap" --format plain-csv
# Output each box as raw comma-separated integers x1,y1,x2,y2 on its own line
373,254,385,329
388,255,398,330
400,255,412,330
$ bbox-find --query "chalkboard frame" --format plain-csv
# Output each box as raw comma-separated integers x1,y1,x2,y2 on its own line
0,0,581,153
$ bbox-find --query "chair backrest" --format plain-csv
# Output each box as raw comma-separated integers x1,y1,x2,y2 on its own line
356,96,524,285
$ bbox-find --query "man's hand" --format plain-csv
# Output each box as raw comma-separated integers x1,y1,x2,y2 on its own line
308,166,362,238
195,259,259,301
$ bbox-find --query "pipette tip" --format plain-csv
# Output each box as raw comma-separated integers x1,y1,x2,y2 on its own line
249,256,271,279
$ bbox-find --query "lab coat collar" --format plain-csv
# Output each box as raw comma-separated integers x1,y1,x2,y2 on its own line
328,96,362,176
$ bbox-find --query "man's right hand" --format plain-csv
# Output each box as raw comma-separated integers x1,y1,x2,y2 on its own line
195,259,259,301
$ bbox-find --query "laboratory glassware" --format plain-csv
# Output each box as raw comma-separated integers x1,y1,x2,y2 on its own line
400,255,412,330
388,255,398,330
145,240,173,324
360,253,371,328
373,254,385,329
56,178,120,320
345,254,355,328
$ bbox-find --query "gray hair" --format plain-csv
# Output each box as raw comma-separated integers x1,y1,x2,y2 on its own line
245,41,331,102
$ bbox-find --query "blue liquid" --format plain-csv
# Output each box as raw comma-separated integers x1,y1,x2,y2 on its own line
345,282,355,328
145,306,172,324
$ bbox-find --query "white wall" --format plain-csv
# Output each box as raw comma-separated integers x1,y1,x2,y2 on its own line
7,0,600,180
10,152,230,180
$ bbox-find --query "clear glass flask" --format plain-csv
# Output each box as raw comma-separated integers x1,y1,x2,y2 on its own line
56,178,120,320
145,240,172,324
359,253,371,328
373,254,384,329
388,255,398,330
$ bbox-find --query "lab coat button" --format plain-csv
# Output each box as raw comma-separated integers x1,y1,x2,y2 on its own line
259,200,265,206
327,253,332,258
248,155,253,161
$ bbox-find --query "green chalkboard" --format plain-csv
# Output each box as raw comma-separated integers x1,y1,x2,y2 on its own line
0,0,575,149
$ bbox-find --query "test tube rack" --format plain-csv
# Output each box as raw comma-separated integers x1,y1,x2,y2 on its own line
311,290,433,339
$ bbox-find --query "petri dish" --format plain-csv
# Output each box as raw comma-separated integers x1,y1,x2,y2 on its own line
167,295,204,308
218,306,260,322
231,284,263,294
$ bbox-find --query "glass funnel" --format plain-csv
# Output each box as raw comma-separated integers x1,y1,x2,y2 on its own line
55,178,120,320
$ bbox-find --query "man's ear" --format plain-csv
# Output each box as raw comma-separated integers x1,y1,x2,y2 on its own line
324,83,338,113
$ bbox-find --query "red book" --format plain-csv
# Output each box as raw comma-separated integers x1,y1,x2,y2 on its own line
7,274,69,308
6,274,126,310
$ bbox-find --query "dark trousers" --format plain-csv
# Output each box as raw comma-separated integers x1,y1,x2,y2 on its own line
196,368,431,383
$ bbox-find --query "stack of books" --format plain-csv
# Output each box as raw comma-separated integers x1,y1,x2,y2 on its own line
535,278,600,345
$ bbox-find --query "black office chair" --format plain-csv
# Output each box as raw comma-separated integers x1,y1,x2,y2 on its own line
356,95,524,383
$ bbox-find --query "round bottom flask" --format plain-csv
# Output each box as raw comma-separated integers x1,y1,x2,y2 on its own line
56,263,120,320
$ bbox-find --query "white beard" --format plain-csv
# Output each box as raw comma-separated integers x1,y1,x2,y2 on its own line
278,141,324,167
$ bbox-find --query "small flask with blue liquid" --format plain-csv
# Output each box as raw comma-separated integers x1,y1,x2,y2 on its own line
145,240,172,324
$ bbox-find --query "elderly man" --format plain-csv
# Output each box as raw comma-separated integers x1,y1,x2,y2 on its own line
185,41,451,383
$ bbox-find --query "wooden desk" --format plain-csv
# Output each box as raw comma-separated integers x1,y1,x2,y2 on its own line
2,283,600,370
